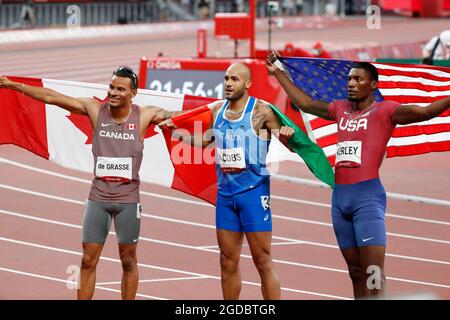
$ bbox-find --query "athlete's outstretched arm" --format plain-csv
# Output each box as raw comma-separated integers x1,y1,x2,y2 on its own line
0,76,99,115
393,97,450,125
141,106,184,127
266,51,331,120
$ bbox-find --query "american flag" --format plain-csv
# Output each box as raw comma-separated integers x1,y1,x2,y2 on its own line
280,57,450,164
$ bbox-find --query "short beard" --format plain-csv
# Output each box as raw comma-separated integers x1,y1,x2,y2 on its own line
227,89,245,101
347,96,359,102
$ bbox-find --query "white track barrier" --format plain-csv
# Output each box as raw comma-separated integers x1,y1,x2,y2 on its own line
272,174,450,207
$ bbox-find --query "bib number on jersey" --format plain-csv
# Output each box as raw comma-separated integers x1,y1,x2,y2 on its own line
335,141,362,168
95,156,132,182
217,147,246,173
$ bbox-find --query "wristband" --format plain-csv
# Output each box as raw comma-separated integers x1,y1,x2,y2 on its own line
273,59,285,72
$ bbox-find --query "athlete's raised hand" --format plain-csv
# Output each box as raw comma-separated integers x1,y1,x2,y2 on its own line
266,50,282,74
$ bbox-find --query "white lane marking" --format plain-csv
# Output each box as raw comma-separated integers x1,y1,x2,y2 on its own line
0,266,167,300
97,275,209,286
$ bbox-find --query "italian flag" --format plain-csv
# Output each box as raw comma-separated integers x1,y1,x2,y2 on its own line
0,77,334,205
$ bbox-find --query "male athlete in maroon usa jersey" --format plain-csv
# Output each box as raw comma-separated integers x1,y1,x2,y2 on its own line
267,52,450,299
329,99,400,184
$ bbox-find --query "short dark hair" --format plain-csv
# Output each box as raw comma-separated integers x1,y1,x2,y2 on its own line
352,62,378,82
112,66,138,89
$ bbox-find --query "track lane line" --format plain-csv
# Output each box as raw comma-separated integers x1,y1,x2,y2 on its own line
96,275,209,286
0,266,167,300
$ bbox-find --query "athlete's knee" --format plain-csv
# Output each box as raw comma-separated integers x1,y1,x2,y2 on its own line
120,252,137,272
219,250,239,274
347,264,364,283
252,249,273,274
80,254,99,271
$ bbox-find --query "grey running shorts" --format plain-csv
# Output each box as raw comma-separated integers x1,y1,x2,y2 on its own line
82,200,142,244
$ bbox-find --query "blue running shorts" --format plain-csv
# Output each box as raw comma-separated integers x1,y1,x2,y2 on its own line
216,182,272,233
332,178,387,249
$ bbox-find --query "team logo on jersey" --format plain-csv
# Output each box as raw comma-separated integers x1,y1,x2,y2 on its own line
127,123,136,130
261,195,270,211
339,118,368,132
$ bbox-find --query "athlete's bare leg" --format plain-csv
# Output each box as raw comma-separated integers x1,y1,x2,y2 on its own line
340,247,368,299
359,245,386,299
217,229,244,300
245,231,280,300
78,242,103,300
341,246,386,299
118,243,139,300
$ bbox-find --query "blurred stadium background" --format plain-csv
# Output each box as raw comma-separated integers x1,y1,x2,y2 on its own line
0,1,448,29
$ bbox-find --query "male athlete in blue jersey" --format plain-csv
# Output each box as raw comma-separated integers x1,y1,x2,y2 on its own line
162,63,294,299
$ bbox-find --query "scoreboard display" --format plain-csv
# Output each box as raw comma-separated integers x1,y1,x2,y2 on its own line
139,58,232,100
147,69,225,99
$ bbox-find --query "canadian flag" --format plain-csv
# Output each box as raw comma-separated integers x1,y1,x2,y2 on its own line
0,77,303,204
126,123,136,130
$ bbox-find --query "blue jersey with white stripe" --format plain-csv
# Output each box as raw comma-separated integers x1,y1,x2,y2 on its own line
213,96,270,196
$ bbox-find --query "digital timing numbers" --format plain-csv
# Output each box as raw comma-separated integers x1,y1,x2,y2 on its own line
149,80,223,99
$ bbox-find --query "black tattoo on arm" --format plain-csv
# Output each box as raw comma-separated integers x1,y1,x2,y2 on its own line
252,103,272,131
252,112,268,131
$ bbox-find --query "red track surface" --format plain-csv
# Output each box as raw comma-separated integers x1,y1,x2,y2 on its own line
0,17,449,300
1,145,449,300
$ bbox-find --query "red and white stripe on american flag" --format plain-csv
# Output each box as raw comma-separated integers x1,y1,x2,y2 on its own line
301,63,450,164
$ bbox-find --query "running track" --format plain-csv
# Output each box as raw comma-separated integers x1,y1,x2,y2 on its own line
0,16,449,300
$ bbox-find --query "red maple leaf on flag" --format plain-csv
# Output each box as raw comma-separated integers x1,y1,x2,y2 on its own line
144,124,159,139
66,96,159,144
67,112,94,144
